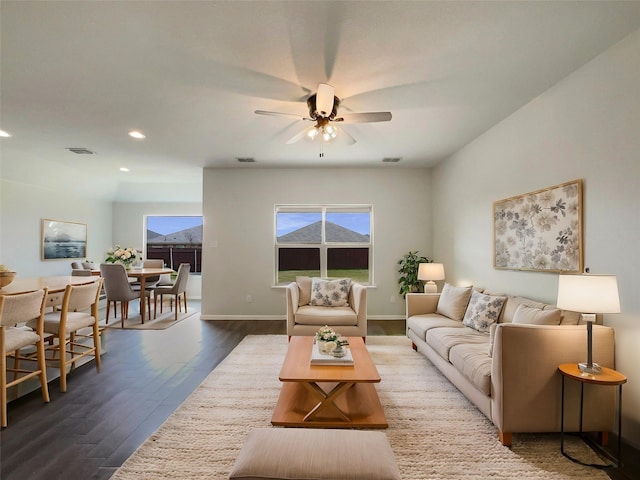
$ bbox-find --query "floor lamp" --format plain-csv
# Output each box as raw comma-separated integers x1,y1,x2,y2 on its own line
556,274,620,374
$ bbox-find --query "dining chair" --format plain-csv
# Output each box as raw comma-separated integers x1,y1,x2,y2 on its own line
100,263,152,326
27,279,103,393
154,263,190,320
71,269,92,277
127,259,163,288
1,288,50,427
142,259,163,288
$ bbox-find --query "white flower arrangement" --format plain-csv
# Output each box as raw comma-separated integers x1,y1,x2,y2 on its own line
105,245,140,267
315,325,349,348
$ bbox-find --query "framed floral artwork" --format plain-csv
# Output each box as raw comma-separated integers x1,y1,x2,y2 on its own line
493,180,583,273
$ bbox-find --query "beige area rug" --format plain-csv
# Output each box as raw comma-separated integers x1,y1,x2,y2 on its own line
111,335,609,480
103,309,198,330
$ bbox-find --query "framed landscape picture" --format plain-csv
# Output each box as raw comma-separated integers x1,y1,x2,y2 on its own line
42,219,87,260
493,179,583,273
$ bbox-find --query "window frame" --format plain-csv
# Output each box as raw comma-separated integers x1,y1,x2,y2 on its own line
274,204,373,285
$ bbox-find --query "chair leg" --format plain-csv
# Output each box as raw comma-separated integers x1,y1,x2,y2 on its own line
183,292,188,314
93,322,101,372
37,338,50,403
105,300,110,324
1,335,7,427
174,294,178,321
59,337,67,393
12,349,20,381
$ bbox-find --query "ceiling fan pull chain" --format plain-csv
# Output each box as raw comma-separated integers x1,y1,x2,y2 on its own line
319,143,324,158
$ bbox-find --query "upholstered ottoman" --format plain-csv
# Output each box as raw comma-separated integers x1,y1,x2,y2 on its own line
229,428,401,480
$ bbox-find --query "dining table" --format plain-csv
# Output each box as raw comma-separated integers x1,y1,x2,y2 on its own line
0,275,101,296
0,275,102,312
123,267,174,322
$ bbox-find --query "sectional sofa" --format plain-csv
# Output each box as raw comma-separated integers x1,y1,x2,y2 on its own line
406,284,616,446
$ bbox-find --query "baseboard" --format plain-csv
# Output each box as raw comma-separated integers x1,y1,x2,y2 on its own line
201,315,285,321
200,314,405,321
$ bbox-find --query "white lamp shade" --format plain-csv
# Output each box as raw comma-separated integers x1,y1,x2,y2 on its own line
556,274,620,313
418,263,445,281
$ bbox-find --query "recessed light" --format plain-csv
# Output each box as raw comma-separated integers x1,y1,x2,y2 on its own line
128,130,146,139
120,167,130,172
0,130,12,138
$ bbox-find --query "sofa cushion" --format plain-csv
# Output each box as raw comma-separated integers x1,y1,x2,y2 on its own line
462,290,506,333
556,307,581,325
512,304,561,325
436,284,473,321
295,305,357,326
449,343,492,396
426,326,488,362
499,296,548,323
310,277,351,307
296,276,312,306
407,314,463,341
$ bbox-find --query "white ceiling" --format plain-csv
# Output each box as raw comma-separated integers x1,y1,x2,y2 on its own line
2,1,640,202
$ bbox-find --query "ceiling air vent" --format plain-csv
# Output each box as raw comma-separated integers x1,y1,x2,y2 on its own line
236,157,256,163
67,147,95,155
382,157,401,163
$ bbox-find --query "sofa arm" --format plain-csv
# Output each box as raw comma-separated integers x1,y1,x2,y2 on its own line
350,282,367,325
491,323,616,436
405,293,440,318
285,283,299,333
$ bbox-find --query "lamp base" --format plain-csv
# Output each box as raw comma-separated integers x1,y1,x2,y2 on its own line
424,281,437,294
578,362,602,374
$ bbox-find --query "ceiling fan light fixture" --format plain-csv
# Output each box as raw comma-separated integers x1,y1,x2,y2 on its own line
308,128,319,139
316,83,335,116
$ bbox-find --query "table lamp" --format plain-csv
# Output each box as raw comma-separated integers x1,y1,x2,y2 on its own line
556,274,620,374
418,263,445,293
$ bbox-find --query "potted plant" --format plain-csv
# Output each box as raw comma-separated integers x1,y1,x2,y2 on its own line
397,251,432,297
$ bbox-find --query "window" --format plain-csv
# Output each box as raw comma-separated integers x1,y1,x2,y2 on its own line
275,205,372,284
146,216,203,274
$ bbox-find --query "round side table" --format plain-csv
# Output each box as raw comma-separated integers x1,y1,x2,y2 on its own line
558,363,627,469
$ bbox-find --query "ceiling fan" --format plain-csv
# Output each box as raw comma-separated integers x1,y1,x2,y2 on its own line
255,83,392,145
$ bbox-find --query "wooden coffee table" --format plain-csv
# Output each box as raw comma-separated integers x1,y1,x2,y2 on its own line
271,336,387,428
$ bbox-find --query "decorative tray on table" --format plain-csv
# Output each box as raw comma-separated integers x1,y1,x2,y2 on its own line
310,342,354,366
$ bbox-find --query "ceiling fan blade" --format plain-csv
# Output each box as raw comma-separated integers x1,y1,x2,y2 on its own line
316,83,335,116
338,126,357,145
335,112,392,123
255,110,305,119
285,127,311,145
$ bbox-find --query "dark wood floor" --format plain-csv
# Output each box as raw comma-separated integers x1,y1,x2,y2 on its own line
1,306,638,480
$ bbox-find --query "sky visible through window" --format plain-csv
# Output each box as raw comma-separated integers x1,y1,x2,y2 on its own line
147,216,202,235
277,212,370,236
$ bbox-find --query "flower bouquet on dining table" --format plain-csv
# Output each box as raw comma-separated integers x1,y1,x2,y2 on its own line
105,245,141,269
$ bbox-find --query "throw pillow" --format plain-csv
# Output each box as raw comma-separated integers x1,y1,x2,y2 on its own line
436,284,473,321
512,304,561,325
310,278,351,307
462,290,507,333
296,276,312,306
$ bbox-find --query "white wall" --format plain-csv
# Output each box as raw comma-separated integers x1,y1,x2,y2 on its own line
111,201,203,299
432,30,640,447
0,179,113,275
201,167,432,319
